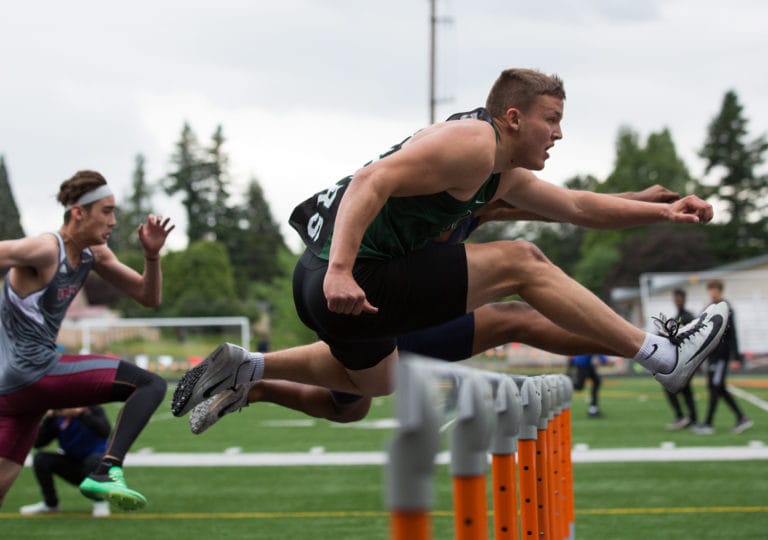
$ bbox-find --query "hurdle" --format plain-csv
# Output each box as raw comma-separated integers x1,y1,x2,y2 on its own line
517,375,542,538
385,355,573,540
490,375,523,539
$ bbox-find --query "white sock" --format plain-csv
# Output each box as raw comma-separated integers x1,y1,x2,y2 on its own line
633,333,676,374
235,352,264,385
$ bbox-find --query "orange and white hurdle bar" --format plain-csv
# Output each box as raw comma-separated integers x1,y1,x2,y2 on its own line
385,355,574,540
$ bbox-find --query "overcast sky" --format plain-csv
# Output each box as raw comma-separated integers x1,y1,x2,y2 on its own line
2,0,767,252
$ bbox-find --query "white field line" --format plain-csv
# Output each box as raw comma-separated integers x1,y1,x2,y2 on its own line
728,384,768,412
87,444,768,467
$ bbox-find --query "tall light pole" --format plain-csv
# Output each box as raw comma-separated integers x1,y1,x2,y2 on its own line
429,0,437,124
429,0,453,124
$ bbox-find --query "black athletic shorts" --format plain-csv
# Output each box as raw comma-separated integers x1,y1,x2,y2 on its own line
397,312,475,362
293,243,468,370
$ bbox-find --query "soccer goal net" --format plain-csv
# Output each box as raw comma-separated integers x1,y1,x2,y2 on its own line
59,316,251,375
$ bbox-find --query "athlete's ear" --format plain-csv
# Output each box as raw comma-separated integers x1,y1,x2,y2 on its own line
70,205,85,222
504,108,522,131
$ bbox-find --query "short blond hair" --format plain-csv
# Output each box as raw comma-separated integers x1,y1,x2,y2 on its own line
485,68,566,117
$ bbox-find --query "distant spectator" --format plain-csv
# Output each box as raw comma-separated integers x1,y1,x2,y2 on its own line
663,289,699,431
692,280,753,435
569,354,607,417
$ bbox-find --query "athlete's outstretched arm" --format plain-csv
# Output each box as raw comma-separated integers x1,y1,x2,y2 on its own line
474,182,680,227
92,215,174,307
496,169,712,229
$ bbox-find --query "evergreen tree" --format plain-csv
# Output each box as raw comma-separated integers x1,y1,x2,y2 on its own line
577,127,703,298
164,123,215,242
0,156,25,240
699,90,768,260
208,125,234,234
601,127,694,195
224,178,286,295
112,154,154,253
164,123,239,244
193,126,288,292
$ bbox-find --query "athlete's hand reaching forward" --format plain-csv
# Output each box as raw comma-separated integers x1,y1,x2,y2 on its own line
666,195,713,224
138,214,175,257
631,184,680,203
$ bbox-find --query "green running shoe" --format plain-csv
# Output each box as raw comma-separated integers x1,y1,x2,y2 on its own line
79,466,147,511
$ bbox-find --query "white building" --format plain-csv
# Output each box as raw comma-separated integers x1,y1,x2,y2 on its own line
612,253,768,357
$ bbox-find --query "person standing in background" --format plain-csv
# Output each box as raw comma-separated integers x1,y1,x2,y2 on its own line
569,353,607,417
693,280,753,434
663,289,699,430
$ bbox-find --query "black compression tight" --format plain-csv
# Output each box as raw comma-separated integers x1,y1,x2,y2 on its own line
103,361,167,464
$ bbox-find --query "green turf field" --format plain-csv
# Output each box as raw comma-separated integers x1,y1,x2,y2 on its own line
2,375,767,539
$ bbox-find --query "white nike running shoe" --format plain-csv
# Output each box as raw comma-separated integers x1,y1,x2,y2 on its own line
171,343,253,417
654,301,729,394
189,384,251,435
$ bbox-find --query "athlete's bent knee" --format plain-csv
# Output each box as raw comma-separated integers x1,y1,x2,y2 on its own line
330,397,372,423
147,371,168,396
480,241,552,286
501,240,550,267
112,362,168,403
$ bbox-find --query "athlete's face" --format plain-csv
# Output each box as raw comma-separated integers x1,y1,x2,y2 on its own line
707,285,723,303
512,95,563,170
79,196,117,244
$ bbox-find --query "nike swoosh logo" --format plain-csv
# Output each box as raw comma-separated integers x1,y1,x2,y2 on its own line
642,344,658,361
203,376,231,398
685,314,724,365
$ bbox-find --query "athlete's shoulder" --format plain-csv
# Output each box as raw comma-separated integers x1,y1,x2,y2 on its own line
1,233,59,268
437,122,497,179
441,112,496,136
26,233,59,251
406,120,496,172
418,114,495,140
445,107,494,124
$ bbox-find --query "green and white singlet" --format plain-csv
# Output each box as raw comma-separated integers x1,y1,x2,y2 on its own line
290,107,501,259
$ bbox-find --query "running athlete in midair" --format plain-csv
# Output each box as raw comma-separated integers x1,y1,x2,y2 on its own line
171,68,729,436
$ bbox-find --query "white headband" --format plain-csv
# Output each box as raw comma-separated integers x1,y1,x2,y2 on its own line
65,185,114,210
